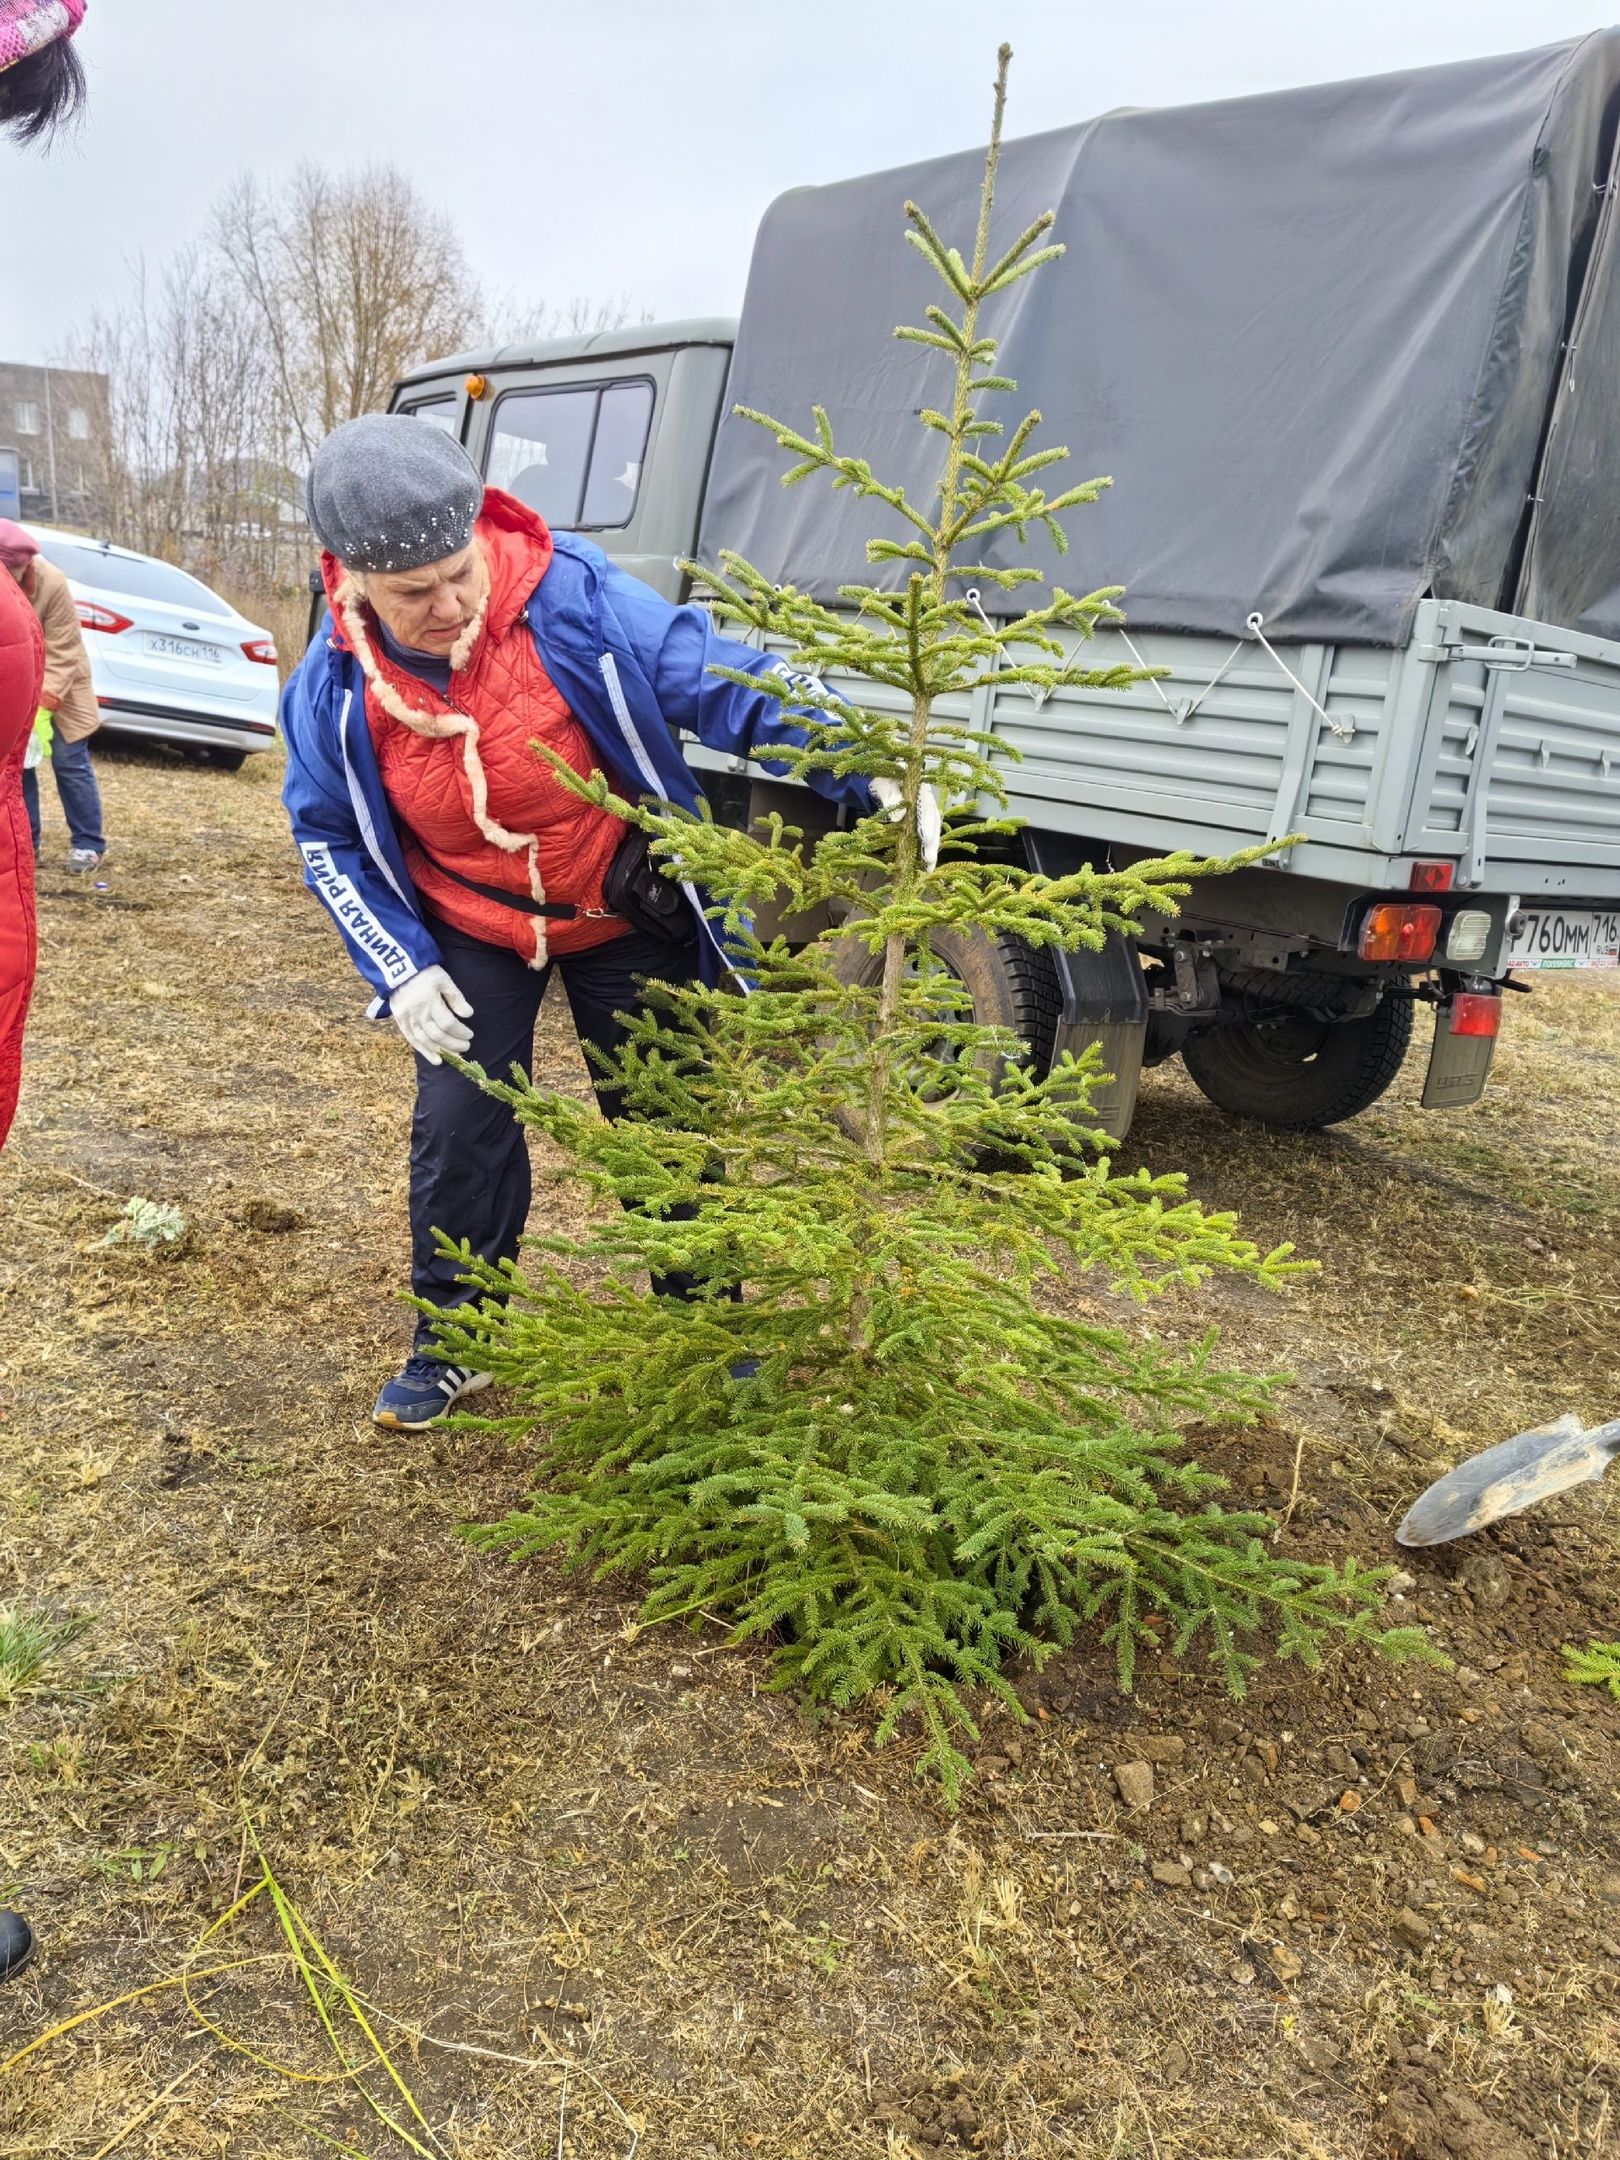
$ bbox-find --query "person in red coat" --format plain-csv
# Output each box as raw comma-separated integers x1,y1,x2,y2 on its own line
0,0,91,1995
0,569,43,1150
0,3,90,1157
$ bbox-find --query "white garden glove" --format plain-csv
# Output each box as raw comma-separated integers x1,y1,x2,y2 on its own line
390,966,474,1065
871,777,943,870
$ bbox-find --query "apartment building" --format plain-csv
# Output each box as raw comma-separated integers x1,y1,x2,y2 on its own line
0,362,111,528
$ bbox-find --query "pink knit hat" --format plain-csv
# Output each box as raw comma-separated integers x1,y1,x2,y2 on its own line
0,0,84,73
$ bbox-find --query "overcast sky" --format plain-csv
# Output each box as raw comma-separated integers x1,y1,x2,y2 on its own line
1,0,1606,364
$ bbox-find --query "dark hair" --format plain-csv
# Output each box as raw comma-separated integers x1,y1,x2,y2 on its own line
0,36,86,147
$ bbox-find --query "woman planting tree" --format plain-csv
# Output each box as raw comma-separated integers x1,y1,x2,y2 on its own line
437,48,1437,1798
281,417,936,1429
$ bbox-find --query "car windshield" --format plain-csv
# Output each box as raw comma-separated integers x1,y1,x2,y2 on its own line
36,538,225,614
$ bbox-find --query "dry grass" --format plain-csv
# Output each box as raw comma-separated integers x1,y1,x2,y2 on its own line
1,741,1618,2157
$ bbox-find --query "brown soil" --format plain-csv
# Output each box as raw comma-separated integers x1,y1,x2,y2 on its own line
1,741,1618,2157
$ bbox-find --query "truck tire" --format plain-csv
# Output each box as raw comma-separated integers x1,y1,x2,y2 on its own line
1180,994,1412,1130
832,926,1061,1078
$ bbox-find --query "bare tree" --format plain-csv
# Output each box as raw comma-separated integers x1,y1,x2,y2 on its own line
216,163,484,460
75,248,296,598
70,160,643,661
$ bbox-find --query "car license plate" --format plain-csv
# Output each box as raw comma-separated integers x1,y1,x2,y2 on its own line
143,632,222,666
1506,907,1620,971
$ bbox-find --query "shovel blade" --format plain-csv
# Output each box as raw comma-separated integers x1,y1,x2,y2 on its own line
1396,1412,1618,1546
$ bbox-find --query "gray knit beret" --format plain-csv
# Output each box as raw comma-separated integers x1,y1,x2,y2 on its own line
306,413,484,573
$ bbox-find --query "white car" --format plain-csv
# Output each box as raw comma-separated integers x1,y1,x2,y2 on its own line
25,526,280,770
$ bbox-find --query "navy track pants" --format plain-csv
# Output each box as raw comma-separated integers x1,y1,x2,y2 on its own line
409,918,704,1347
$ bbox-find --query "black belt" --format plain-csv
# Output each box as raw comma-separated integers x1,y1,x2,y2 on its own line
429,858,581,920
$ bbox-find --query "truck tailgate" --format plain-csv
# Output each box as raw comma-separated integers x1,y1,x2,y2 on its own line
1399,601,1620,896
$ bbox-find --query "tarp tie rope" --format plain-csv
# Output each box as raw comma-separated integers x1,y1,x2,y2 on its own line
968,588,1354,745
1118,628,1181,718
1119,628,1246,725
964,586,1055,708
970,587,1247,724
1246,612,1357,742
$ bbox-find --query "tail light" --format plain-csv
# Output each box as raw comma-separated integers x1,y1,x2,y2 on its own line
241,637,278,665
76,600,132,634
1448,992,1502,1038
1359,902,1441,964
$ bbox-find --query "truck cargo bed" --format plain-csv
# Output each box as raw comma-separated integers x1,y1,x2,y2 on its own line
689,598,1620,903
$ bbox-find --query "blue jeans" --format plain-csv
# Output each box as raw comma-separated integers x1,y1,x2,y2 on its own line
22,730,106,855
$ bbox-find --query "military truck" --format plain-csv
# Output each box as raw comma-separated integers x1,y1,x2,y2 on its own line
386,31,1620,1138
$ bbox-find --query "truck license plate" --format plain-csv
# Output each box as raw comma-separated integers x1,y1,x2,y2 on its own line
1506,907,1620,971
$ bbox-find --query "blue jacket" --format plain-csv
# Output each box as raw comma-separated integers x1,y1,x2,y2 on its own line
280,530,870,999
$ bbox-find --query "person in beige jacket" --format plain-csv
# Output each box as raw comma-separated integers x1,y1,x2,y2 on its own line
0,520,106,869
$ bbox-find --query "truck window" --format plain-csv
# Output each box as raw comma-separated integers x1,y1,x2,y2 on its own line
581,381,654,527
486,379,655,531
488,387,596,526
402,395,458,434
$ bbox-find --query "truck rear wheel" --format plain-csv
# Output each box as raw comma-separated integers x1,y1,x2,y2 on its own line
1180,994,1412,1130
831,926,1061,1078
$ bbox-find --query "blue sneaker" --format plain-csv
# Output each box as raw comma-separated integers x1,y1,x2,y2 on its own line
373,1356,491,1431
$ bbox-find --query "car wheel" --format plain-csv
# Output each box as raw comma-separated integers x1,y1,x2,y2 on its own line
831,925,1061,1080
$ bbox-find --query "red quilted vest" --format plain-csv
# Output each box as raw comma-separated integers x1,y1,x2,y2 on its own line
323,490,629,967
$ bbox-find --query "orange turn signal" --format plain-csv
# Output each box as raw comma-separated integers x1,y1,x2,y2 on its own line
1358,902,1441,963
465,373,488,400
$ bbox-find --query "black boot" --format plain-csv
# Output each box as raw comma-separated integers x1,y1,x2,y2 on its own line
0,1910,35,1982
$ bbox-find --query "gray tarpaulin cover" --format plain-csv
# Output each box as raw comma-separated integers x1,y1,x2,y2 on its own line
698,34,1620,647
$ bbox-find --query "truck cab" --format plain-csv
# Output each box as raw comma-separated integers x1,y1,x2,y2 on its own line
391,319,734,603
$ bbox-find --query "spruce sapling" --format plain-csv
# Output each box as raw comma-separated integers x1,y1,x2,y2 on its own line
442,47,1438,1801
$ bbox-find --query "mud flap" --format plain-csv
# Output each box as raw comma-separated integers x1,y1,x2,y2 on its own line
1057,980,1147,1139
1024,833,1148,1140
1421,1000,1499,1109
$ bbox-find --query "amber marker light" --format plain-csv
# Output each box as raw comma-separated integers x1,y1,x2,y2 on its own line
1358,903,1442,963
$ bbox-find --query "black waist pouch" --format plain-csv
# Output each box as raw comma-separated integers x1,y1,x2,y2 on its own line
425,827,691,944
602,825,690,943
